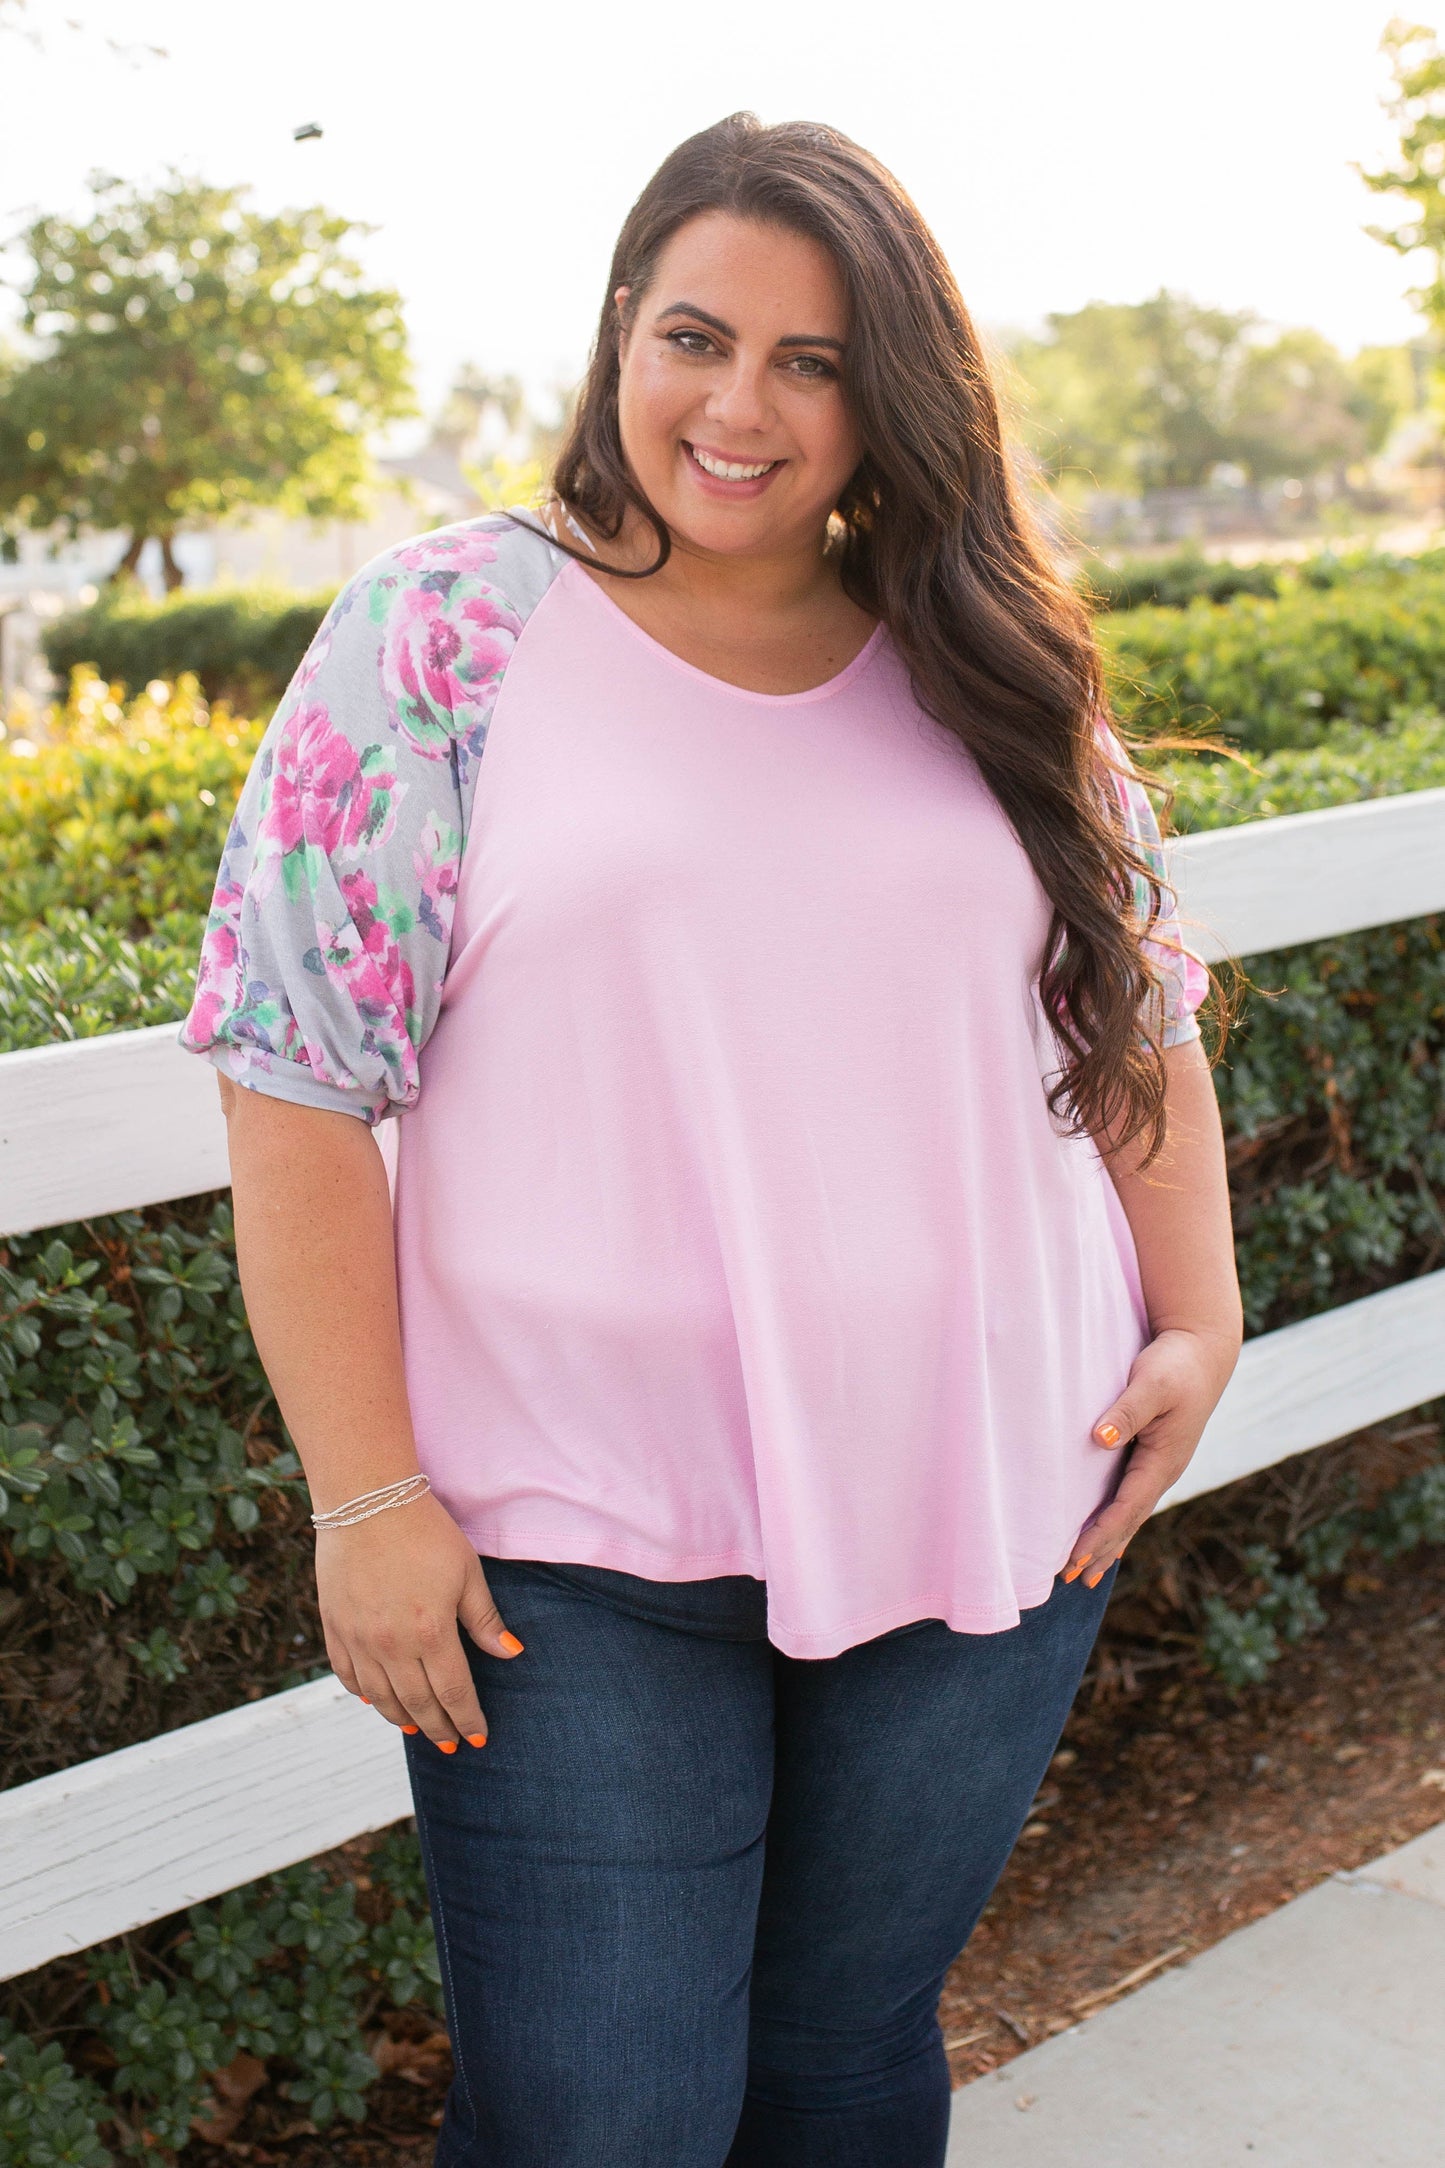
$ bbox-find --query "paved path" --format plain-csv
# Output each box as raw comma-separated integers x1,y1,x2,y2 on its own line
947,1820,1445,2165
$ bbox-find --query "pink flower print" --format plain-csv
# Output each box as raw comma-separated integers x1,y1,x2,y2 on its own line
180,881,247,1051
326,866,421,1055
381,574,520,773
414,814,461,945
289,622,333,697
249,708,402,915
393,527,501,577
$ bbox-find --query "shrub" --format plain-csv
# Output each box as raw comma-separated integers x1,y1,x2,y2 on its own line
42,585,332,710
0,1831,442,2164
1080,547,1287,613
0,910,198,1053
1103,565,1445,751
1155,711,1445,832
1078,542,1445,614
0,672,258,940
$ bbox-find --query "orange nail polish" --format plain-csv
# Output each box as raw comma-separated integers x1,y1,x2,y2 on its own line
1086,1569,1105,1588
401,1724,419,1735
1062,1564,1083,1584
1097,1423,1121,1446
498,1632,525,1656
467,1733,487,1748
437,1739,458,1754
360,1697,371,1706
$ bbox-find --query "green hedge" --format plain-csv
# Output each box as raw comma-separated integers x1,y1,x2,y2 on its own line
2,689,1442,2161
1079,543,1445,614
1102,564,1445,752
42,585,333,709
0,673,260,939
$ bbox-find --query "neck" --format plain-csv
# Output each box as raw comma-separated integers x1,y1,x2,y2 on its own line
563,498,841,618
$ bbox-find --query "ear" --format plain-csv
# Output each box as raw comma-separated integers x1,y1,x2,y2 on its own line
613,284,632,349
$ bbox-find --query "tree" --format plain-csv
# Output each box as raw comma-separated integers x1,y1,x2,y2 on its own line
1360,20,1445,330
1007,291,1255,493
1227,329,1396,486
1007,294,1413,498
0,172,415,586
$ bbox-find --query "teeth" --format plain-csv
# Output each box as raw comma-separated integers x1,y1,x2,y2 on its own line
691,446,776,481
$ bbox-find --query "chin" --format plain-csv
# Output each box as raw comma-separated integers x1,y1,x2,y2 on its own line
648,495,790,559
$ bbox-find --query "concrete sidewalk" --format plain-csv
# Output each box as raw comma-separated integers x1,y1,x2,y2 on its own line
946,1820,1445,2166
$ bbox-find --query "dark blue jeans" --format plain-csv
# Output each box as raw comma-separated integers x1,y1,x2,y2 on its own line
404,1558,1113,2168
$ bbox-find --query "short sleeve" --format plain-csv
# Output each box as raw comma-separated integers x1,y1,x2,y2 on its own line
1096,719,1208,1050
178,517,563,1122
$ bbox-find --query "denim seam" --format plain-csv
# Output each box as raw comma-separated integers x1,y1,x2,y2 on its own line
411,1770,477,2142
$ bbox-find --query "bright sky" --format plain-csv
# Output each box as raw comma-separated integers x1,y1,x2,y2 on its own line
0,0,1430,419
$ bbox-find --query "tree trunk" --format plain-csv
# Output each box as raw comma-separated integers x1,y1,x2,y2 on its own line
159,536,183,592
109,532,147,584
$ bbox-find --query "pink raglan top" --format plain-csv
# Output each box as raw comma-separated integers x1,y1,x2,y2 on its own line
180,514,1207,1658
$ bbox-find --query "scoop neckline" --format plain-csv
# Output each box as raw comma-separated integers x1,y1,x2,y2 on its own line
563,558,887,707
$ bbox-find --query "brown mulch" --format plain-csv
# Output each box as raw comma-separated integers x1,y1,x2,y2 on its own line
179,1543,1445,2164
938,1542,1445,2082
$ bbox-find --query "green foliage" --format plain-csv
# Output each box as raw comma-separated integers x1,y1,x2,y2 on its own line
1006,291,1407,492
1200,1454,1445,1690
0,909,198,1054
1362,21,1445,348
1079,542,1445,615
41,1846,439,2160
0,672,258,942
0,171,414,575
1080,548,1288,613
0,1203,298,1604
1103,565,1445,750
42,585,332,709
0,2022,113,2167
1155,711,1445,832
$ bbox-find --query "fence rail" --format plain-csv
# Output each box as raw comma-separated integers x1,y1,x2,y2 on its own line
3,786,1445,1982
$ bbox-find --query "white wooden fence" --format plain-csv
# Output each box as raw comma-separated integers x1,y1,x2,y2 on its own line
3,787,1445,1983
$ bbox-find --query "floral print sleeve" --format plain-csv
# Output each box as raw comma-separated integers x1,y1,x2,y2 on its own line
178,515,566,1122
1096,718,1208,1049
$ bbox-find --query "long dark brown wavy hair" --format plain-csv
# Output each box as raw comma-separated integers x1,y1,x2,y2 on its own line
542,112,1207,1164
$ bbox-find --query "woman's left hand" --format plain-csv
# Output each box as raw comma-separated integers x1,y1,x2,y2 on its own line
1063,1325,1240,1588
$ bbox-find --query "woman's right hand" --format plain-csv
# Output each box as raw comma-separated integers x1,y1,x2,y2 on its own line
315,1492,524,1752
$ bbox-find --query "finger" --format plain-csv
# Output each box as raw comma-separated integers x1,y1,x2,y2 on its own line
352,1656,422,1739
1064,1438,1194,1583
324,1632,362,1698
1091,1368,1176,1450
457,1558,525,1663
382,1656,466,1753
422,1639,490,1749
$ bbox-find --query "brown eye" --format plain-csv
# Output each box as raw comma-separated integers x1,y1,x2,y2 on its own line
667,329,716,356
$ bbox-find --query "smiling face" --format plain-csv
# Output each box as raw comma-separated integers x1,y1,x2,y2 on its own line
614,210,863,564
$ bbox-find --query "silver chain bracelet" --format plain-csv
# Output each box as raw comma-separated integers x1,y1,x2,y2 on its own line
310,1473,431,1531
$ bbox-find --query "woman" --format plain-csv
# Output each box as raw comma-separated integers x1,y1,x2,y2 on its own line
181,114,1241,2168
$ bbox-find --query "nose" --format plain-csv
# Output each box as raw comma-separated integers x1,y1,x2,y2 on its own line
702,353,774,437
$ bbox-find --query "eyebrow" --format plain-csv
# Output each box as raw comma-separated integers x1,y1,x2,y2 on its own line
654,301,846,353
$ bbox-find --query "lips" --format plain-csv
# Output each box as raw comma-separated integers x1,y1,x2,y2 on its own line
685,442,782,482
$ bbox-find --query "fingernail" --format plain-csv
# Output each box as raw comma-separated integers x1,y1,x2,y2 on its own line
401,1723,419,1735
498,1632,525,1656
436,1739,458,1755
360,1697,371,1706
1062,1564,1083,1584
466,1733,487,1748
1097,1423,1121,1446
1086,1569,1105,1588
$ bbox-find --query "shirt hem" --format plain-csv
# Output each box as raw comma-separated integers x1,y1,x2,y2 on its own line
458,1524,1076,1657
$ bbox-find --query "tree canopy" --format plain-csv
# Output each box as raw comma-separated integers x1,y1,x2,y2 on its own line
0,171,415,584
1362,19,1445,348
1005,290,1409,495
